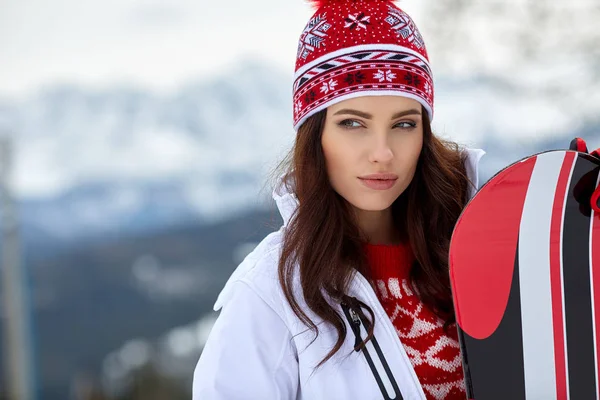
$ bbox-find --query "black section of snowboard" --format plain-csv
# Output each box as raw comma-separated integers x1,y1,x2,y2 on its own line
563,157,598,399
459,241,526,400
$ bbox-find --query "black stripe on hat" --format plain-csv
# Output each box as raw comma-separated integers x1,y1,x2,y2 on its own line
351,52,370,59
563,155,599,399
319,63,336,70
388,54,409,60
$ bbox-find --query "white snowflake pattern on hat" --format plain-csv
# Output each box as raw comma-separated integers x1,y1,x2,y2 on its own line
424,82,432,96
294,100,303,116
320,79,338,94
385,6,425,50
344,13,370,31
374,69,397,83
297,13,332,60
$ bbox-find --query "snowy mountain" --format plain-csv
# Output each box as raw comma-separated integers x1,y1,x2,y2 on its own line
0,61,296,241
0,61,598,242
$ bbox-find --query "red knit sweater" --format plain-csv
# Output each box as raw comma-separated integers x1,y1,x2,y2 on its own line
363,242,466,400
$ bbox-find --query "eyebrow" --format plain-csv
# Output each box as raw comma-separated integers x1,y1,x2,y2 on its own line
332,108,422,120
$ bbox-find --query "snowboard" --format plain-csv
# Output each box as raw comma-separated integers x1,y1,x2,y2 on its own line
449,146,600,400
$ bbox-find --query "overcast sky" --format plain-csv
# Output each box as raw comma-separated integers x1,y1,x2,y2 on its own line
0,0,424,99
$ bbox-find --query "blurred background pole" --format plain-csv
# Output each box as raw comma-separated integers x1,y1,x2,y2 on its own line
0,134,36,400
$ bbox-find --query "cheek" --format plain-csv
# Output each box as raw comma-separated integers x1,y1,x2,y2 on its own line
321,133,361,199
393,135,423,185
322,132,355,173
403,134,423,166
411,140,424,169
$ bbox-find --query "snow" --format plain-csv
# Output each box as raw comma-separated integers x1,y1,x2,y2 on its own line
432,77,588,146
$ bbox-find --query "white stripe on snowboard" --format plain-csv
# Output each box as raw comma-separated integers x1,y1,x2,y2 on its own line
562,155,578,400
519,151,566,399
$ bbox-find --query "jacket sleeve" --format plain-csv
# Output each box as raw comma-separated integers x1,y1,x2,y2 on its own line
192,280,299,400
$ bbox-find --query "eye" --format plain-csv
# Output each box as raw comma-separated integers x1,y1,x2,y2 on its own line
394,121,417,130
338,119,363,129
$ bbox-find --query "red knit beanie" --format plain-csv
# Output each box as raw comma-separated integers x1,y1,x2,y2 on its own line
293,0,433,130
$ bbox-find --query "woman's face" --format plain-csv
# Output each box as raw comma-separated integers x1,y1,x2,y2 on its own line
321,95,424,212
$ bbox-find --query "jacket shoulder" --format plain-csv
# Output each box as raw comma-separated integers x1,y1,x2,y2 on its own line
214,229,288,317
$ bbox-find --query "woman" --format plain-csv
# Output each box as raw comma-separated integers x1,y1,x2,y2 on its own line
193,0,485,398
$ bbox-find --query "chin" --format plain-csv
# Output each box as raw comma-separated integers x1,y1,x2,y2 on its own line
351,198,396,212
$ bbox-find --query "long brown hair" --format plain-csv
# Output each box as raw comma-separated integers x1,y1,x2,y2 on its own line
272,106,471,367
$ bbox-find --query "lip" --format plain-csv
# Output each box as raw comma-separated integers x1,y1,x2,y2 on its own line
358,175,398,190
359,173,399,180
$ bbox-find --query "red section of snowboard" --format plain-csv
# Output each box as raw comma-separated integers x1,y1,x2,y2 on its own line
450,157,537,339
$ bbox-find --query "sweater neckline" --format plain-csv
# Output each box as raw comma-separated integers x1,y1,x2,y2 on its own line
362,241,414,280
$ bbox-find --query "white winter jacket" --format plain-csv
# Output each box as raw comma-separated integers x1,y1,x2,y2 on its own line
193,148,485,400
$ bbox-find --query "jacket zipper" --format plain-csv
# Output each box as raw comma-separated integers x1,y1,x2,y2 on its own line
352,272,428,399
341,300,403,400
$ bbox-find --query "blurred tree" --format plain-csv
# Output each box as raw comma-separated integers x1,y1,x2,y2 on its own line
80,364,189,400
423,0,600,122
115,364,188,400
81,387,109,400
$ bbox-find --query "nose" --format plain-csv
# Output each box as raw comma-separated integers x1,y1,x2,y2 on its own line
368,132,394,164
